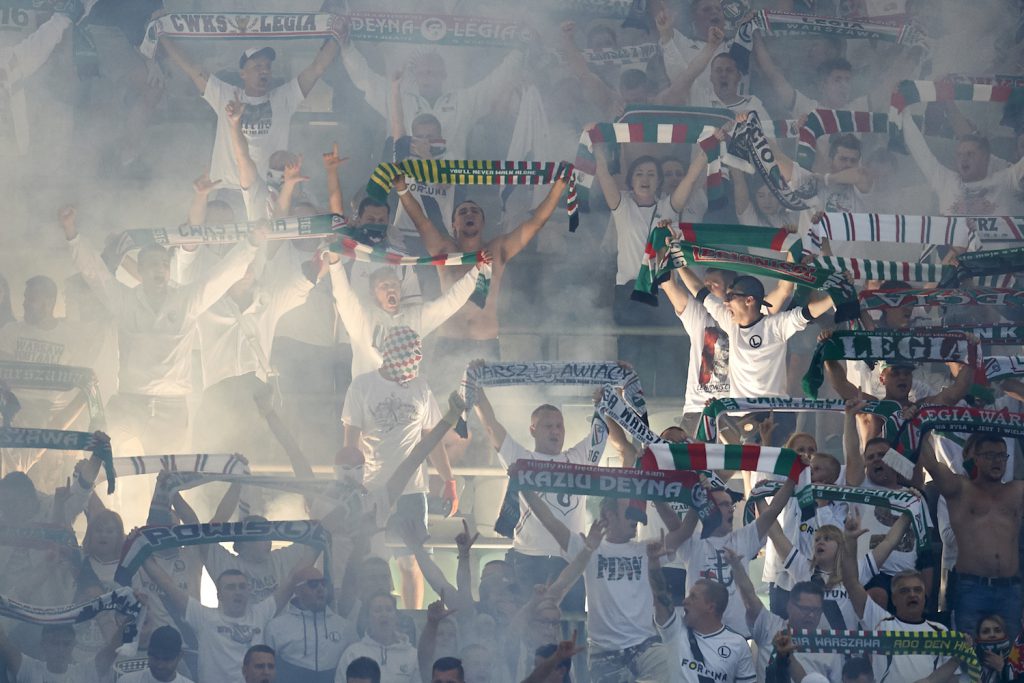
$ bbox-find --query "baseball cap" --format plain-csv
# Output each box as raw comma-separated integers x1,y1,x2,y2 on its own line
147,626,182,658
727,275,772,307
240,47,276,69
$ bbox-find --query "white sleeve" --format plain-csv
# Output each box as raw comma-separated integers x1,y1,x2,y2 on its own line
339,43,389,118
457,50,524,121
900,111,958,196
734,642,757,681
328,261,373,346
563,437,592,465
700,293,730,328
1,13,71,85
340,378,366,430
660,30,689,84
241,179,272,221
729,522,766,560
421,389,442,430
254,596,279,625
184,597,205,630
418,265,481,335
780,547,810,583
790,90,819,118
277,77,306,113
187,239,259,315
654,605,683,640
858,552,880,584
496,434,532,469
765,307,810,341
204,543,236,582
859,595,891,630
564,529,585,561
202,73,231,113
751,608,782,650
67,235,130,316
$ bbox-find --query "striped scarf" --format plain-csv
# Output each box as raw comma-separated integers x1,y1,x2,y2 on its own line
121,213,344,250
140,13,345,58
811,212,982,251
920,324,1024,346
594,384,665,448
985,356,1024,382
0,586,143,628
744,480,930,551
797,109,889,170
116,520,331,586
0,361,105,428
636,241,859,322
730,111,816,210
571,106,735,210
787,629,979,682
860,287,1024,311
939,246,1024,287
890,78,1023,132
729,10,926,72
367,160,578,231
812,256,944,282
696,397,848,442
0,428,115,492
965,216,1024,244
803,330,982,399
639,442,806,481
342,11,533,48
116,453,253,519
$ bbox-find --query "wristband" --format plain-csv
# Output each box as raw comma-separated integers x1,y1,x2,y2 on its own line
396,185,410,196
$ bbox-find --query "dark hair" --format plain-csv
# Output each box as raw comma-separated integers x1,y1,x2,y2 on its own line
215,569,248,588
432,657,465,679
958,133,991,155
842,657,873,679
619,68,651,95
965,433,1006,456
347,656,381,682
243,645,274,667
865,436,892,451
357,197,390,219
710,52,739,69
694,578,729,616
535,643,572,682
137,244,171,268
362,590,398,621
624,155,663,195
818,57,853,82
411,113,442,135
206,199,234,218
829,134,861,159
451,200,485,224
789,580,825,602
24,275,57,300
147,625,183,658
877,279,911,292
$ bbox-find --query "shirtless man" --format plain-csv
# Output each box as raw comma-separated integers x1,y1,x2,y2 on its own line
919,431,1023,640
393,175,567,368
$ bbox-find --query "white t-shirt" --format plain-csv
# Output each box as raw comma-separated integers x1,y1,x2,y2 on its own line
16,657,107,683
203,75,305,189
391,181,454,246
611,193,677,286
565,533,656,650
695,93,772,130
498,435,591,557
702,296,810,399
341,371,441,495
136,548,202,635
750,610,842,683
861,597,952,683
791,92,870,120
778,548,880,631
854,480,923,575
118,670,194,683
184,596,278,683
677,522,765,637
679,297,730,415
657,611,756,683
206,542,312,604
845,360,937,402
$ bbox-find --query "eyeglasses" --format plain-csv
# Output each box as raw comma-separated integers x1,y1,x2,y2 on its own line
976,452,1009,461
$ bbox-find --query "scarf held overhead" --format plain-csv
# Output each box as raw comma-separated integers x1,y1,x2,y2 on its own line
797,109,890,169
640,442,806,481
940,246,1024,287
367,160,578,231
860,287,1024,311
122,213,344,250
0,586,142,627
0,361,105,427
341,11,533,47
140,13,345,58
0,428,114,492
802,330,982,399
696,397,848,442
810,212,982,251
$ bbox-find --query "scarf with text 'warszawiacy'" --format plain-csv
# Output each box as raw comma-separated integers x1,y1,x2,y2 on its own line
366,160,578,231
802,330,984,399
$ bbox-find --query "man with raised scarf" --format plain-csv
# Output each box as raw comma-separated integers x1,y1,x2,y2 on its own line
918,429,1024,642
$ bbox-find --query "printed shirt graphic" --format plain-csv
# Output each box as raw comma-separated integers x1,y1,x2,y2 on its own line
497,434,590,556
658,612,757,683
186,597,277,683
341,371,441,495
679,301,730,414
566,534,656,649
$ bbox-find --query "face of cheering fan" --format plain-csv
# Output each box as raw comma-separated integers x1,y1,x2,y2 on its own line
710,54,741,99
138,249,172,294
829,145,861,173
754,184,782,218
891,575,927,620
691,0,725,39
240,55,273,97
812,530,840,565
820,68,852,108
530,407,565,455
452,201,485,241
788,434,817,465
414,53,447,101
956,140,990,183
628,161,659,205
978,616,1008,643
864,442,898,487
709,489,735,531
217,573,252,615
372,272,402,314
786,590,824,630
879,366,913,400
703,270,729,299
971,439,1009,482
660,160,686,195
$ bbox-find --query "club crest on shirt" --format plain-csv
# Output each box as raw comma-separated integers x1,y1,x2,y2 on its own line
219,624,262,644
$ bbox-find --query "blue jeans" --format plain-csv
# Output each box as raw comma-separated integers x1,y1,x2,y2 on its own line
951,572,1023,641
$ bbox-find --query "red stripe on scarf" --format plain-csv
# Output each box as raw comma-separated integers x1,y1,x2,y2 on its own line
671,124,690,144
768,228,790,251
740,445,762,472
679,223,698,242
628,123,644,141
854,111,870,129
687,442,708,470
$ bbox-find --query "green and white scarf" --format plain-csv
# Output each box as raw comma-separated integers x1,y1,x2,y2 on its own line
577,42,658,66
922,324,1024,346
797,109,891,169
594,384,664,448
812,256,944,283
0,428,114,492
803,330,982,399
116,520,331,586
939,246,1024,288
0,586,143,627
504,459,703,504
367,160,578,231
744,480,930,550
811,212,982,251
639,442,806,481
984,356,1024,382
696,397,848,442
962,216,1024,244
0,361,105,427
890,78,1022,131
786,629,979,682
635,240,859,321
122,213,344,249
860,287,1024,311
116,453,253,517
341,11,533,48
140,12,344,58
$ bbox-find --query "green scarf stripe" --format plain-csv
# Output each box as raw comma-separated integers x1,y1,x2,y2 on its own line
787,629,979,682
505,460,701,504
125,213,344,248
940,246,1024,287
696,397,848,442
0,428,115,493
0,361,105,428
645,443,804,480
140,13,346,59
860,287,1024,311
803,330,982,399
813,256,945,282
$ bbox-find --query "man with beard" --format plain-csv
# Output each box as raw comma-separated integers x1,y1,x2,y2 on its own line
918,432,1024,641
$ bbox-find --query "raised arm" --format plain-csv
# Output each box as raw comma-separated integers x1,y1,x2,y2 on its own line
900,109,955,193
389,69,407,140
225,99,258,192
546,520,605,603
297,37,339,98
271,563,309,614
385,392,462,504
647,531,674,625
918,433,963,499
755,478,795,538
559,22,618,115
661,270,691,317
657,500,699,550
925,362,973,406
675,264,706,297
159,38,209,93
659,27,724,105
724,546,764,626
755,495,793,558
669,149,708,215
419,254,493,334
495,179,568,262
417,598,456,683
143,555,189,615
472,384,508,450
844,400,866,486
824,355,866,401
841,509,869,619
869,505,912,565
323,143,346,216
522,491,571,552
592,141,623,211
337,36,389,117
326,256,373,342
61,206,127,314
188,172,222,227
394,175,458,255
752,33,796,113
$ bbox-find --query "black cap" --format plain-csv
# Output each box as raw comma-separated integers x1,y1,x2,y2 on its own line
240,47,276,69
728,275,771,307
147,626,182,658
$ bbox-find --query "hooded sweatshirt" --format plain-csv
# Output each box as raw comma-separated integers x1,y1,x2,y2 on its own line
265,600,355,683
337,632,419,683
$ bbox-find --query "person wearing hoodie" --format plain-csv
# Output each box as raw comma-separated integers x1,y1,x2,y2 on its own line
265,566,355,683
336,592,419,683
